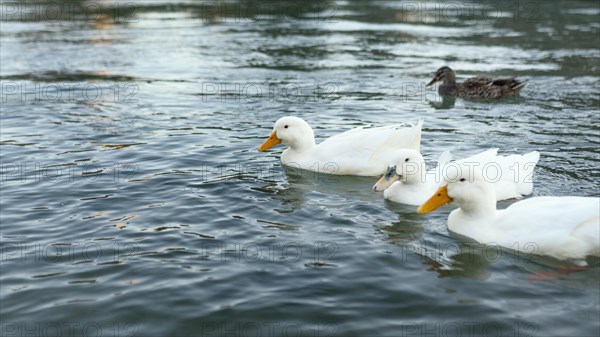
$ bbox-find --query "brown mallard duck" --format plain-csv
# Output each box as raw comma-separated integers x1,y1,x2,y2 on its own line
426,66,527,99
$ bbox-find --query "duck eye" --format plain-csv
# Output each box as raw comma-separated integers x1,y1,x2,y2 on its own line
404,158,409,162
460,178,466,182
284,125,288,129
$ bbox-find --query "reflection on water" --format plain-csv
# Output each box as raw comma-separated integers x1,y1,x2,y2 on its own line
1,0,599,336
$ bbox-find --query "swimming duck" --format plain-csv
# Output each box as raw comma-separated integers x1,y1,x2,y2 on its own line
373,148,540,205
417,168,600,262
258,117,423,176
426,66,528,99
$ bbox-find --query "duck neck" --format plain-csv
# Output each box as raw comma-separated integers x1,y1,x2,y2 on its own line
287,135,316,153
403,169,427,186
443,72,456,85
456,195,497,220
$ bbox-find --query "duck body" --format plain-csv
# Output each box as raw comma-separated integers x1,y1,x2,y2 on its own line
448,196,600,261
259,117,423,176
418,170,600,262
383,177,440,205
429,66,527,99
375,148,540,205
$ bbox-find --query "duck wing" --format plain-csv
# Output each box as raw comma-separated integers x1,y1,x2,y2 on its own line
490,77,528,90
318,120,421,155
446,149,539,199
494,197,600,259
462,77,525,88
314,120,423,175
462,76,495,88
459,77,528,98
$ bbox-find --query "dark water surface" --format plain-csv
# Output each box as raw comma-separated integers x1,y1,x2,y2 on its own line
1,1,599,336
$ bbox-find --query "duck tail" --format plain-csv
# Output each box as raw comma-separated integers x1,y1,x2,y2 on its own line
410,119,424,152
511,80,528,91
514,150,540,195
415,118,424,130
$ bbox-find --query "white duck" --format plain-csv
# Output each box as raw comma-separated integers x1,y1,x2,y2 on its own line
258,116,423,176
417,168,600,262
373,148,540,205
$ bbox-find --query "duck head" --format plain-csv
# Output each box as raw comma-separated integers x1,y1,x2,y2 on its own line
417,167,496,214
258,116,316,152
373,149,426,192
426,66,456,87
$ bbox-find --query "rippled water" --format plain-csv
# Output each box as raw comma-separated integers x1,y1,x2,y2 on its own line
1,1,599,336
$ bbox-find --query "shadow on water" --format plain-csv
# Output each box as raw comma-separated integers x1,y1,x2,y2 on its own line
282,165,382,202
427,90,533,110
383,221,600,283
429,95,457,110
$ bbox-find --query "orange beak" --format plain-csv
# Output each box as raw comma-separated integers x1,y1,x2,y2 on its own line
258,131,281,151
426,75,441,87
417,185,453,214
